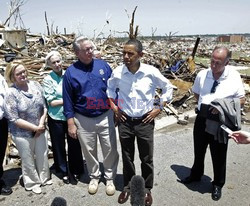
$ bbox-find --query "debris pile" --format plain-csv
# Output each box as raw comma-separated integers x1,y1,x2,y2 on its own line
1,28,250,161
1,29,250,114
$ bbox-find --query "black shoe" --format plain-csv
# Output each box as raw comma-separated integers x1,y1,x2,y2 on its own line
180,176,201,184
62,176,70,184
70,174,81,184
212,185,222,201
0,184,13,196
73,174,81,181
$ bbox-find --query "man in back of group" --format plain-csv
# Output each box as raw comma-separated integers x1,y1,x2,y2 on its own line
0,74,12,196
63,36,119,196
107,39,173,206
181,46,245,201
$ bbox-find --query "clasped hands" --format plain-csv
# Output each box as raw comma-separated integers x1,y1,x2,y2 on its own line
34,124,46,138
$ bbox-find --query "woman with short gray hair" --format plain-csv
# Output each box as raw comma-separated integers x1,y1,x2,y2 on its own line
43,51,84,184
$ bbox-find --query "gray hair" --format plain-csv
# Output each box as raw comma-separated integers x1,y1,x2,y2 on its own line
72,36,96,52
45,51,62,68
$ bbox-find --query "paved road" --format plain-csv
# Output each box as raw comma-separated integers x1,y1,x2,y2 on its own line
1,119,250,206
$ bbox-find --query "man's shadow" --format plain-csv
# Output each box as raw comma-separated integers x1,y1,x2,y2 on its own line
171,164,212,194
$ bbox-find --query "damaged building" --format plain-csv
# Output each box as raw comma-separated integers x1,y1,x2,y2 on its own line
217,35,245,43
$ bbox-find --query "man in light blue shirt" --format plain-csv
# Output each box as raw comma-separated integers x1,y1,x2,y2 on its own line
107,39,173,206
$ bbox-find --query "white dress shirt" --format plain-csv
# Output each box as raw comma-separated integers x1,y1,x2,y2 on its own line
0,74,8,120
107,63,173,117
192,66,245,110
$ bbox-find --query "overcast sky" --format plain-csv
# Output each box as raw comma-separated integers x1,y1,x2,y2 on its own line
0,0,249,37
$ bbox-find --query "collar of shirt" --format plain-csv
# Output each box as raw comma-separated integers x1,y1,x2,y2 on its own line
196,66,243,109
207,66,229,81
122,65,144,75
76,60,94,71
51,70,65,82
118,64,157,117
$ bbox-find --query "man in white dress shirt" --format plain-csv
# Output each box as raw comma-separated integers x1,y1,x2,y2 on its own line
181,46,245,201
107,39,173,206
0,74,12,195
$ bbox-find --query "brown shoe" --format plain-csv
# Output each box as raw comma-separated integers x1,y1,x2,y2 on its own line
118,191,130,204
145,192,153,206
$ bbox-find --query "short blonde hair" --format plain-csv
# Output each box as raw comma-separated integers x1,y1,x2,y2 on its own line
5,62,28,86
45,50,62,68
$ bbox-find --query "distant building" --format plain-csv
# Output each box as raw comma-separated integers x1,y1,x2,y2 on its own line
217,35,244,43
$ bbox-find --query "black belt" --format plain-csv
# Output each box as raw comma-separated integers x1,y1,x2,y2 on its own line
122,112,148,122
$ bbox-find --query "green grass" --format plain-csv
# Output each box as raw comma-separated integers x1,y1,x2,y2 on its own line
239,68,250,75
231,51,250,60
194,57,210,67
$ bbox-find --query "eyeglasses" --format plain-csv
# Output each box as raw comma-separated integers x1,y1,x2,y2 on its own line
15,69,27,76
210,80,219,93
80,47,94,53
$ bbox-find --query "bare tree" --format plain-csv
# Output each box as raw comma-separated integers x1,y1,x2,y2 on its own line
165,31,179,41
4,0,27,29
151,27,157,38
44,11,50,35
93,11,112,40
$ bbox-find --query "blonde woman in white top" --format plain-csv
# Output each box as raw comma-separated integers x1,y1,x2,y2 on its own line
4,63,52,194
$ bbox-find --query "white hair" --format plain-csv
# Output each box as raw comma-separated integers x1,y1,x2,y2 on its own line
45,51,62,68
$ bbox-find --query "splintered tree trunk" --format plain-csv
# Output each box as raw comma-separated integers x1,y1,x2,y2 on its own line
129,6,139,39
44,11,50,36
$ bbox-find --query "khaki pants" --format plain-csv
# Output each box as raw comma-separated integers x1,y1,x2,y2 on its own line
74,110,119,180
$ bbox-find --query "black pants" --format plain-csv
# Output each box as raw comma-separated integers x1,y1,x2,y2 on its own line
190,115,228,187
48,116,84,175
0,117,8,180
118,119,154,191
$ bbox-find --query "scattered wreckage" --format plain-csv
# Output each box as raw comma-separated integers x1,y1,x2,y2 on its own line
1,28,250,162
